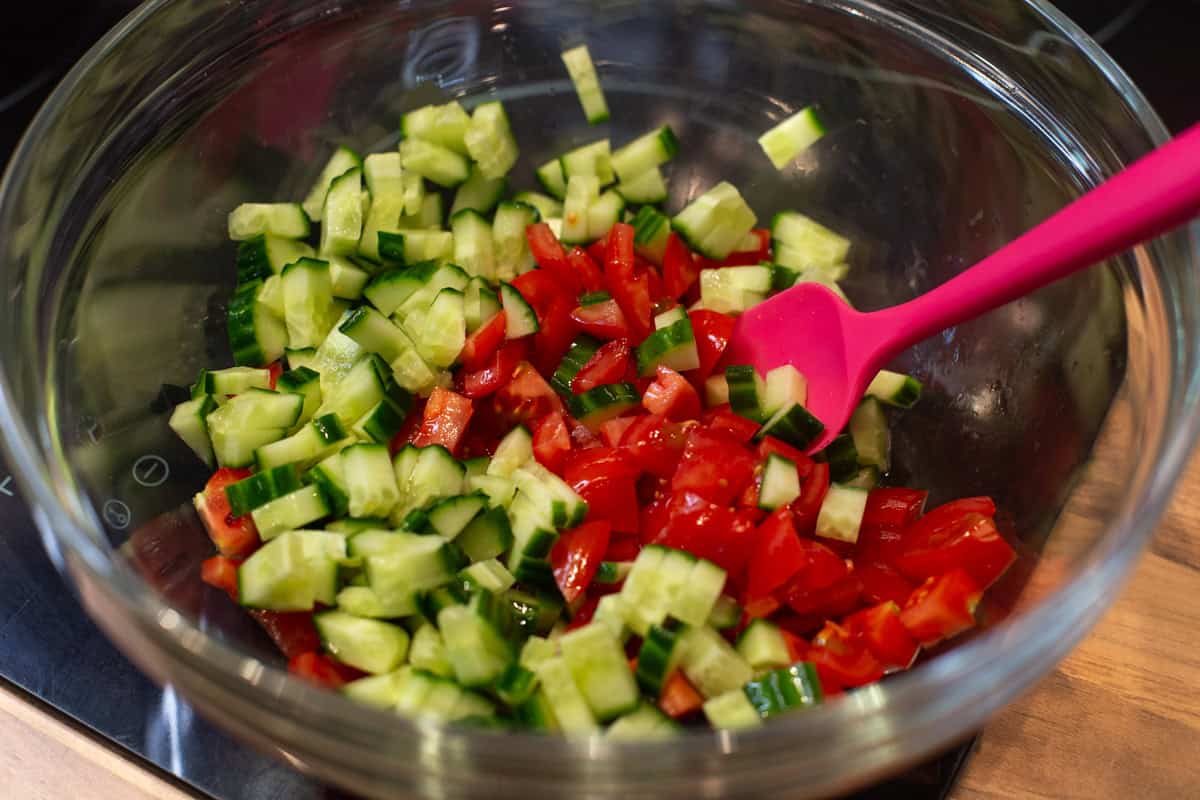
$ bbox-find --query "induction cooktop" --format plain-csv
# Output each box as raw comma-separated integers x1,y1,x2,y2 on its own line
0,3,1191,799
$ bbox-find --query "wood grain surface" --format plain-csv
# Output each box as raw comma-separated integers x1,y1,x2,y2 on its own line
1,459,1198,800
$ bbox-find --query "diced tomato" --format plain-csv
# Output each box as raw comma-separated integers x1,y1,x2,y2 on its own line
686,310,737,384
738,477,760,510
566,594,602,630
587,237,607,264
658,670,704,717
791,461,830,535
670,427,757,506
493,361,564,423
572,339,632,393
808,621,885,688
288,651,364,689
844,601,920,670
455,399,506,459
757,436,816,475
249,610,321,658
531,411,572,473
570,299,631,340
459,311,508,372
781,629,810,662
411,387,474,455
513,267,574,318
697,229,772,268
619,414,690,479
531,295,580,376
460,339,526,398
564,448,641,533
743,595,782,621
605,533,642,562
661,232,701,299
605,223,653,340
198,468,260,557
895,510,1015,590
856,562,916,606
526,222,570,274
779,537,858,623
640,263,667,305
643,366,702,421
655,492,755,578
599,415,637,447
200,555,241,600
267,360,284,390
566,246,606,293
862,487,930,530
567,416,602,450
854,525,908,569
744,508,809,601
550,520,612,603
899,568,981,646
704,406,761,444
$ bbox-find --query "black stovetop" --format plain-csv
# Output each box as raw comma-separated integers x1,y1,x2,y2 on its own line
0,3,1192,798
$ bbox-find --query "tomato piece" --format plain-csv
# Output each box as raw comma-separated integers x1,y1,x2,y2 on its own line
513,268,574,319
572,339,632,393
566,594,602,630
862,487,929,530
200,555,242,600
564,448,641,533
587,237,608,264
288,651,364,689
791,461,830,535
704,407,762,445
744,508,809,601
566,246,606,293
411,387,474,455
605,223,653,340
567,415,602,450
661,232,700,299
899,568,981,646
530,411,572,474
570,299,631,341
856,562,916,606
643,366,702,421
531,295,580,376
658,670,704,717
606,533,641,562
742,595,782,621
686,310,736,383
493,361,565,423
198,468,260,557
907,496,997,536
599,415,637,447
655,492,755,578
895,510,1016,590
808,621,885,688
550,520,612,602
756,436,815,475
249,610,321,658
781,629,810,663
460,339,527,398
844,601,920,670
267,360,284,390
779,537,859,624
619,414,690,479
854,525,907,568
526,222,570,275
670,427,757,506
459,311,508,372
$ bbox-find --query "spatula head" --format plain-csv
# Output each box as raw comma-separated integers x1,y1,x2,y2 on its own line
726,283,878,453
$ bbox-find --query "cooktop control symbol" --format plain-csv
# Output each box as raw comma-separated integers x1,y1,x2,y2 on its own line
102,498,132,530
0,474,12,498
132,454,169,488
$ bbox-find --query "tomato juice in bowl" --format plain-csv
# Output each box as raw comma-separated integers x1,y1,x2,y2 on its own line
1,1,1197,797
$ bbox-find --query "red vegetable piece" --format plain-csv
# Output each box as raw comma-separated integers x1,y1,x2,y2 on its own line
550,520,612,603
531,411,572,474
658,670,705,717
843,601,920,670
570,298,632,340
572,339,632,393
756,436,815,476
599,415,637,448
267,360,284,390
460,339,526,399
199,468,260,558
791,462,830,535
643,365,702,421
411,387,474,455
200,555,242,600
807,621,886,688
619,414,690,479
670,427,757,506
564,448,641,533
458,310,508,372
526,222,570,275
531,295,580,376
899,568,981,646
686,310,737,384
856,562,917,606
566,246,606,293
494,361,565,423
288,651,364,689
662,232,701,299
512,268,574,319
605,223,653,340
249,610,322,659
744,507,809,601
862,487,929,530
895,510,1015,590
655,491,755,578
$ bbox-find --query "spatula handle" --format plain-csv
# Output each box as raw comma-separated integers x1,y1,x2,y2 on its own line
875,122,1200,350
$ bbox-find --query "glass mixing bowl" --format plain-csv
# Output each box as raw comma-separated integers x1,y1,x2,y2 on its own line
2,0,1198,797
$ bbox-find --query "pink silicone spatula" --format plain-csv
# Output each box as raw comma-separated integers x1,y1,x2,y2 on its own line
727,121,1200,453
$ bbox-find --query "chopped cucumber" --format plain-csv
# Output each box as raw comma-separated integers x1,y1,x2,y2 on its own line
561,45,609,125
758,105,825,169
672,182,757,260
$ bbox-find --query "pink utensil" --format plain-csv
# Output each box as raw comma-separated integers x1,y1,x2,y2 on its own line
727,121,1200,452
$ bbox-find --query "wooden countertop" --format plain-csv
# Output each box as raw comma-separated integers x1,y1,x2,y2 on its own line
2,460,1198,800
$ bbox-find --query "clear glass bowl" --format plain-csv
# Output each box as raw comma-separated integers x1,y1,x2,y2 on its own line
2,1,1198,797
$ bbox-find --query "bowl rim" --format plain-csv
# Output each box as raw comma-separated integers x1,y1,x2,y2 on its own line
0,0,1195,792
